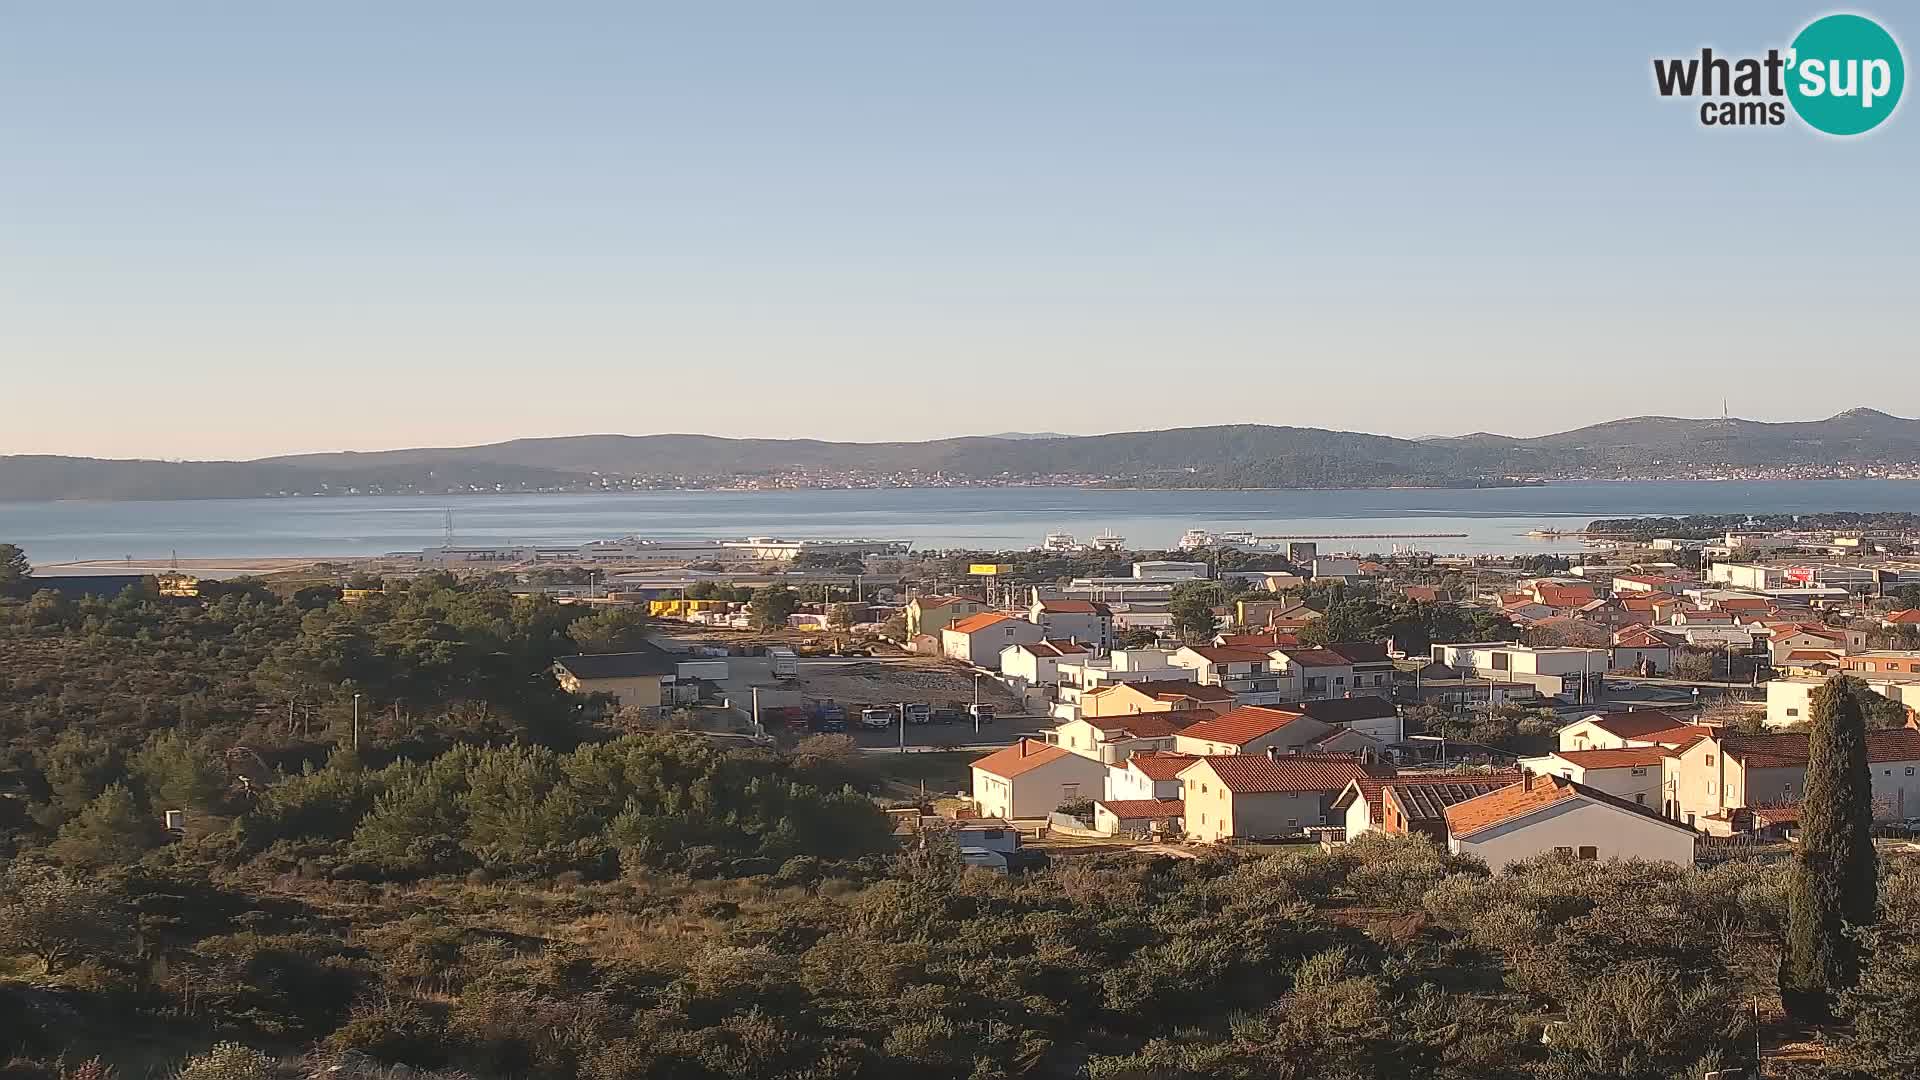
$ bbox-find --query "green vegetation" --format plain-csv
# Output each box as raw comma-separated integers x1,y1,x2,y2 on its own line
4,564,1918,1078
1782,676,1878,1020
1296,595,1514,654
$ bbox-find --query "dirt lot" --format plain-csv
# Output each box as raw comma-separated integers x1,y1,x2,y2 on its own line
796,657,1022,712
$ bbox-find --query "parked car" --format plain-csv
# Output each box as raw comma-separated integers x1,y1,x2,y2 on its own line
860,707,894,730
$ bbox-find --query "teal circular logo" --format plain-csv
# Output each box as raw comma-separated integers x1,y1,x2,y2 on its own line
1787,14,1904,135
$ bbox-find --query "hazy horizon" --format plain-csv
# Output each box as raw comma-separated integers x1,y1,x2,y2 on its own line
6,2,1915,459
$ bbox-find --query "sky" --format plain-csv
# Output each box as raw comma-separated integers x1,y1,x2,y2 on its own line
3,2,1915,460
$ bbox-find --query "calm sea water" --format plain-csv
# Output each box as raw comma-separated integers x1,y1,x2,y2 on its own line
5,480,1920,565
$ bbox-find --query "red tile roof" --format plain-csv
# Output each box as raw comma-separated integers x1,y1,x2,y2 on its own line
1550,747,1671,769
1182,646,1273,664
948,611,1015,634
1012,639,1089,658
1613,626,1674,649
1404,586,1441,603
1324,641,1392,664
1125,751,1198,780
1185,754,1385,794
1444,774,1688,838
1277,647,1353,668
1154,683,1236,703
1082,713,1190,738
1096,799,1185,819
1887,609,1920,625
1333,771,1523,821
1575,710,1688,740
1038,599,1111,615
1219,631,1301,648
1782,649,1843,664
1719,728,1920,769
1175,705,1311,746
971,738,1076,779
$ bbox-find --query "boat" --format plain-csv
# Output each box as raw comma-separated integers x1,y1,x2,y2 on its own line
1090,529,1127,551
1041,532,1078,552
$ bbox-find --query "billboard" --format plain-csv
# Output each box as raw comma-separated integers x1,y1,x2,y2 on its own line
1785,566,1815,585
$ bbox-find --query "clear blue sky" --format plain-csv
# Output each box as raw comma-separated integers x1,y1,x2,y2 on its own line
3,2,1913,459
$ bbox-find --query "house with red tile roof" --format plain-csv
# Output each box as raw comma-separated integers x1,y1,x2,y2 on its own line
1028,597,1114,651
1665,726,1920,829
1611,625,1676,675
971,739,1109,820
1334,771,1523,842
1883,609,1920,629
906,594,986,637
941,611,1043,669
1179,754,1389,842
1555,709,1693,753
1518,747,1670,809
1092,798,1186,836
1172,706,1334,756
1000,639,1090,687
1104,750,1197,802
1443,773,1697,872
1054,709,1201,764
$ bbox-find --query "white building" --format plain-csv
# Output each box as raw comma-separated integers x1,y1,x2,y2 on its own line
970,739,1110,820
942,612,1044,669
1104,750,1195,802
1000,639,1092,688
1517,748,1668,810
1443,775,1697,873
1028,598,1114,652
1431,641,1607,701
1766,675,1920,728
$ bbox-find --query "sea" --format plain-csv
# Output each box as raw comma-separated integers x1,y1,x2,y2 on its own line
5,480,1920,569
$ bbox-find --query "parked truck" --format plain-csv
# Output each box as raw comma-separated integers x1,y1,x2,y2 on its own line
767,646,799,680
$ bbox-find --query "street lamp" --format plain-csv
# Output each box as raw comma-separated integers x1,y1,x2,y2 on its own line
973,673,983,736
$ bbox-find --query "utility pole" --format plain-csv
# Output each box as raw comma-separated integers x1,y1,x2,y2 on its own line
752,686,762,739
973,674,982,736
352,692,362,750
898,700,907,754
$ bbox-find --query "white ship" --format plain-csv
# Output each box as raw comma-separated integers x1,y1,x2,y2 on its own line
1090,529,1127,551
1040,532,1079,552
1177,528,1263,551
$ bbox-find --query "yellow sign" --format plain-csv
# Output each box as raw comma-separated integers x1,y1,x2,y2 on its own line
969,563,1013,576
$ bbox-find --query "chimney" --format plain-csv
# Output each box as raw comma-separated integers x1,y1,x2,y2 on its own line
1020,739,1033,757
1266,745,1280,761
1521,767,1533,791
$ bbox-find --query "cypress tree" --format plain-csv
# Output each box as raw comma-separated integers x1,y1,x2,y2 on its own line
1780,675,1878,1019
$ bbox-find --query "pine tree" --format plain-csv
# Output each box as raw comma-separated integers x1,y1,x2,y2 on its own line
1781,675,1879,1019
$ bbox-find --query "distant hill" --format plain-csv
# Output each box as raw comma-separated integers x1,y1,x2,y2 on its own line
5,409,1919,500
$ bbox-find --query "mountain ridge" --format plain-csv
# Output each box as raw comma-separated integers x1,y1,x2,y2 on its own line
5,410,1918,501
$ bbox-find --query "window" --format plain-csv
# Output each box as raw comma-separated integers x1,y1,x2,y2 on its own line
1553,845,1573,856
1578,846,1598,861
1061,784,1079,799
1907,767,1916,776
1287,818,1298,828
1635,793,1646,805
1200,814,1207,825
1705,754,1715,766
1786,708,1799,717
1335,677,1345,686
1631,767,1647,776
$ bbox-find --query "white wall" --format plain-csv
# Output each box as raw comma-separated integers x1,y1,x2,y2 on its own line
972,754,1108,819
1449,798,1695,873
1765,680,1818,728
